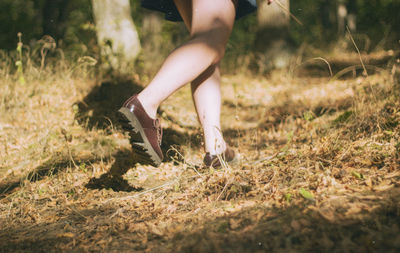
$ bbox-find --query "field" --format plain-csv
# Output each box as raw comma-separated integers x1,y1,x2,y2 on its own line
0,51,400,252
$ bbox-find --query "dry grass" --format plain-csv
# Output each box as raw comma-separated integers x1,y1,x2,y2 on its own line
0,50,399,252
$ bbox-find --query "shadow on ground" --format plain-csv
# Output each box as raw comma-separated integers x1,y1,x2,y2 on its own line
0,149,151,198
166,191,400,253
0,80,205,196
72,78,203,191
0,154,115,199
85,149,144,192
1,188,399,252
74,78,202,159
75,79,143,130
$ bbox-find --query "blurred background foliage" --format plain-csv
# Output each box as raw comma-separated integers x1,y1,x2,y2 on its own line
290,0,400,50
0,0,399,74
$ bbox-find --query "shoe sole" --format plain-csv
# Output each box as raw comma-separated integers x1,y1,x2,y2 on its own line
118,107,162,167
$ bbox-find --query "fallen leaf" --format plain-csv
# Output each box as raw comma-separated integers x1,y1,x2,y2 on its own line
351,171,364,179
299,188,314,200
57,232,75,238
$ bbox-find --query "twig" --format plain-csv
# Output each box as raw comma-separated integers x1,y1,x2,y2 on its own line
213,126,232,171
346,26,368,77
61,128,79,170
274,0,303,26
330,64,384,82
292,57,333,77
7,199,14,218
168,146,202,177
253,150,281,165
216,153,230,171
103,116,115,132
311,57,333,77
216,179,231,201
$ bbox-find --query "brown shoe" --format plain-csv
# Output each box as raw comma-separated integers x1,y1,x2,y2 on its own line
118,95,163,166
203,146,236,168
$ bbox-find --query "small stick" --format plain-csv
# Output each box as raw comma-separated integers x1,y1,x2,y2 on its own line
216,180,230,201
346,26,368,77
274,0,303,26
311,57,333,77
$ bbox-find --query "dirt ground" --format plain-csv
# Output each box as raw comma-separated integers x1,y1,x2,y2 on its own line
0,55,400,252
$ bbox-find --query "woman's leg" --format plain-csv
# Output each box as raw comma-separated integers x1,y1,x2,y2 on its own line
175,0,228,155
191,64,226,154
136,0,236,119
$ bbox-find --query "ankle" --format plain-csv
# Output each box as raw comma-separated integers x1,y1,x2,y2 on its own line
205,140,227,155
137,94,158,119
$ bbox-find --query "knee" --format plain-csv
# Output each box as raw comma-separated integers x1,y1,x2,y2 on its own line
204,46,225,65
213,45,226,63
195,36,227,64
191,28,229,64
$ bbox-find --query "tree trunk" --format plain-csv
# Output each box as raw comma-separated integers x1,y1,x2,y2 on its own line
346,0,357,33
337,0,357,36
255,0,291,71
91,0,141,71
319,0,334,33
337,1,347,35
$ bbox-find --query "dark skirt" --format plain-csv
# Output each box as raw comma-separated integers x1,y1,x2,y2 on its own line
141,0,257,22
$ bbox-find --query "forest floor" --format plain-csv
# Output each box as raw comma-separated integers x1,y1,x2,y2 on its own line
0,52,400,252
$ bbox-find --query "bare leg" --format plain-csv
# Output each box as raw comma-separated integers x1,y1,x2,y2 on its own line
176,0,228,154
191,64,226,154
137,0,236,119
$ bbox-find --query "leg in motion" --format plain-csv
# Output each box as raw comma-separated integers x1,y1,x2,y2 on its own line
137,0,237,118
191,60,236,167
191,64,225,155
119,0,237,166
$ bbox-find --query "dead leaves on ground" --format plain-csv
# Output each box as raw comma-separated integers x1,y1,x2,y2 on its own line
1,71,400,252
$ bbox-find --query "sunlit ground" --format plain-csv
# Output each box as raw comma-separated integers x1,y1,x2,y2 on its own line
0,51,399,252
